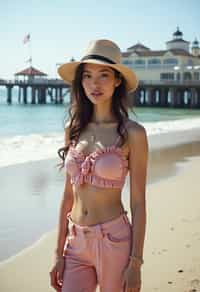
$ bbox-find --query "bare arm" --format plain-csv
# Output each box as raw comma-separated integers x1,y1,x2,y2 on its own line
54,123,74,259
128,122,149,267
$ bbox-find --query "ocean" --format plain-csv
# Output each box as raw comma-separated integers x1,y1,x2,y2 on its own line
1,87,200,168
1,87,200,136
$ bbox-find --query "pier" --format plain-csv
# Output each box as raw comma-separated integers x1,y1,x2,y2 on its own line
0,79,200,108
131,80,200,108
0,66,70,105
0,79,70,104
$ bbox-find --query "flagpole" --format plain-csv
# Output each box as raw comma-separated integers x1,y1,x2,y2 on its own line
23,33,32,68
29,34,32,67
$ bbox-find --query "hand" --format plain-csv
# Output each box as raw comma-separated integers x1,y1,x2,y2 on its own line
122,264,142,292
49,256,65,292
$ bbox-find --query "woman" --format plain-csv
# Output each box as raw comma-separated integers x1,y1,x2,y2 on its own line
50,39,148,292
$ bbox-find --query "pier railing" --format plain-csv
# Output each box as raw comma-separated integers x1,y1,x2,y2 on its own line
0,78,199,87
140,80,200,86
0,78,67,86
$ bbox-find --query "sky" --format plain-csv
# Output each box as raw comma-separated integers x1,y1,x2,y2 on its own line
0,0,199,79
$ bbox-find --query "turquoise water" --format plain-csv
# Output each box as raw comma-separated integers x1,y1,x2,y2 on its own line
0,87,200,137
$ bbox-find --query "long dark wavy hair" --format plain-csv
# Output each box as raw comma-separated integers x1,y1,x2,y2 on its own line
57,63,136,170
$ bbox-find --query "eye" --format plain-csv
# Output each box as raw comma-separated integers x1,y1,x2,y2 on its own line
101,73,109,78
82,73,91,79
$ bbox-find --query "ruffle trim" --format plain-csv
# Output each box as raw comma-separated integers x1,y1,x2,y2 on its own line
70,172,128,189
67,145,129,189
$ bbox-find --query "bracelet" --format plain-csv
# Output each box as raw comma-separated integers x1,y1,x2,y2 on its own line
129,255,144,266
55,255,65,261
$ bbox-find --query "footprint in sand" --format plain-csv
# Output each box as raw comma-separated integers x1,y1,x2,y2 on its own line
190,278,200,289
168,281,173,284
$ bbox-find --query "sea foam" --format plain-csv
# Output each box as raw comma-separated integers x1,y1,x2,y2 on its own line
1,117,200,168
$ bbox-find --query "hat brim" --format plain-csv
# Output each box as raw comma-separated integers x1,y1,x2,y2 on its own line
58,59,139,93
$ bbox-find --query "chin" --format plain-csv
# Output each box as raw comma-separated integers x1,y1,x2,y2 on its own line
93,99,109,105
88,96,111,105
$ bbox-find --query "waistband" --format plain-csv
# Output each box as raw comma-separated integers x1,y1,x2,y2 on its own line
66,211,130,236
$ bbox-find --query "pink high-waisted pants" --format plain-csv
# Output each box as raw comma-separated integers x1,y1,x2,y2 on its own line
61,211,132,292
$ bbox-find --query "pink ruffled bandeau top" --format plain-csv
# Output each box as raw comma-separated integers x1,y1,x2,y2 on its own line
64,124,129,189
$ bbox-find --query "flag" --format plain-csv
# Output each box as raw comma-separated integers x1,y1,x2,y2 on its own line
23,33,30,44
26,57,32,63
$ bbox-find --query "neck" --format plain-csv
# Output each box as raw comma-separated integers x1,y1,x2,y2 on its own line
91,102,116,124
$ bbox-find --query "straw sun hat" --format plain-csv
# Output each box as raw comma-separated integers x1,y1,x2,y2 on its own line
58,39,139,93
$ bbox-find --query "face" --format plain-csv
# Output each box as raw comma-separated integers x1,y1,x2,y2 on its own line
81,63,121,104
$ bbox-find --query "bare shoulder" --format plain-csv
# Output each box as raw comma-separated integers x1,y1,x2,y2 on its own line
125,118,148,150
125,118,147,137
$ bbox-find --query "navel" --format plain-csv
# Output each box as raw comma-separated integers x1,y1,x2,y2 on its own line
83,209,88,216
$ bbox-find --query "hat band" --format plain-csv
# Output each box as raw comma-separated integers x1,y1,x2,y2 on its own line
81,54,116,64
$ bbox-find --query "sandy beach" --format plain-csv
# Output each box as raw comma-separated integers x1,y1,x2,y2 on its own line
142,155,200,292
0,133,200,292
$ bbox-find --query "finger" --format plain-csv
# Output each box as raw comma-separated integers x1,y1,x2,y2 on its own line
57,271,64,290
131,287,139,292
57,271,64,285
128,288,138,292
122,278,125,288
50,279,61,291
50,270,62,291
51,280,62,292
56,273,63,288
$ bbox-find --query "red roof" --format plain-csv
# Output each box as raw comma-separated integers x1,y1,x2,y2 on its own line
15,66,47,76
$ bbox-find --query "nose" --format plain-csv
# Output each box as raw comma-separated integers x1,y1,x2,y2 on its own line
89,78,101,91
92,76,100,85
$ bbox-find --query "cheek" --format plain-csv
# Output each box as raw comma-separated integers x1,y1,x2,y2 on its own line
81,81,90,93
106,81,116,93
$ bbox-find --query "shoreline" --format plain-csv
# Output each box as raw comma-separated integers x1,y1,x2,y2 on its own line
0,152,200,291
0,119,200,169
148,126,200,151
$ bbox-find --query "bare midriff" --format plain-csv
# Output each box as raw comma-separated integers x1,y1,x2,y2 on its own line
70,184,126,226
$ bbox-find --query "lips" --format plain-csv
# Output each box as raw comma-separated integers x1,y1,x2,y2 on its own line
91,91,103,97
